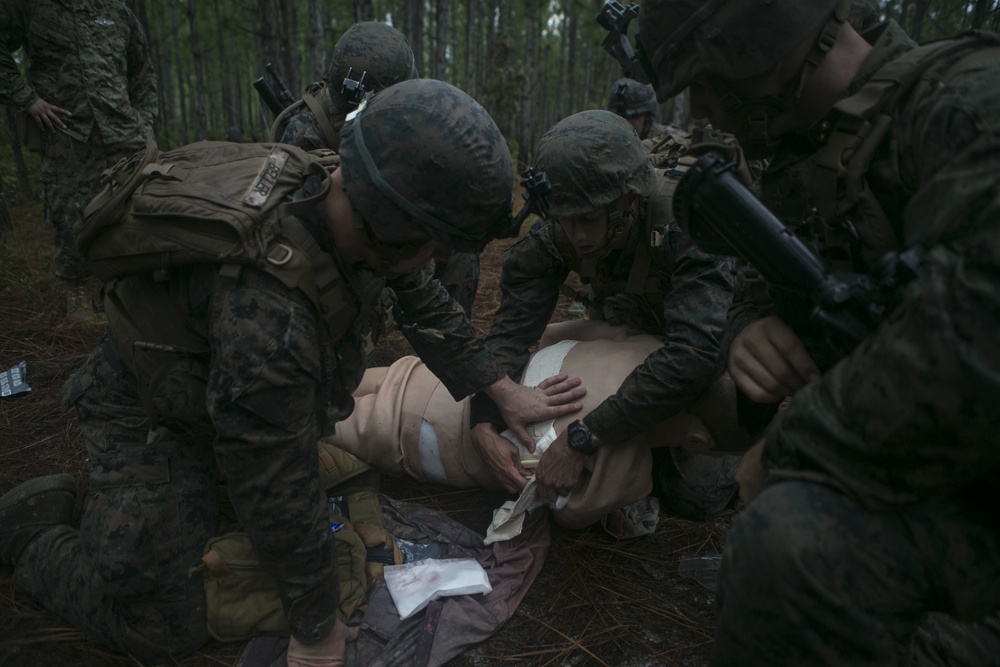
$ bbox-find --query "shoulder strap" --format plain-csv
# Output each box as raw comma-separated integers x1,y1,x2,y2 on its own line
815,33,1000,221
300,83,343,150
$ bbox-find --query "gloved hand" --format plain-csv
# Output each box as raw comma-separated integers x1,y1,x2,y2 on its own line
286,619,359,667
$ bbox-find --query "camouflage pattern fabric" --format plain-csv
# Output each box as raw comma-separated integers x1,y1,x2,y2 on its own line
276,22,417,153
431,252,480,316
637,0,842,100
340,80,514,254
482,178,733,444
0,0,157,280
279,109,330,152
277,81,483,316
607,78,658,119
10,255,503,660
691,19,1000,666
324,21,418,96
387,261,501,397
41,126,149,280
713,481,1000,666
534,110,658,220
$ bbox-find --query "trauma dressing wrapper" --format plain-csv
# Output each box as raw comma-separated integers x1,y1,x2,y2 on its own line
383,558,492,620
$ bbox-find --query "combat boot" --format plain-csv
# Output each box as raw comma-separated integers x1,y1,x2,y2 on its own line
0,474,77,566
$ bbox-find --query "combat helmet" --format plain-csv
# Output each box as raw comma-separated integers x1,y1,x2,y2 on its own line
338,79,516,256
636,0,849,157
608,78,658,119
637,0,846,99
326,22,419,114
534,110,657,256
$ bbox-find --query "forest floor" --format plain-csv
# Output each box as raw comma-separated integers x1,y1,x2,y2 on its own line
0,191,730,667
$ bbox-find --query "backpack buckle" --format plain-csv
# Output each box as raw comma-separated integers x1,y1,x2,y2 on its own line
266,243,294,266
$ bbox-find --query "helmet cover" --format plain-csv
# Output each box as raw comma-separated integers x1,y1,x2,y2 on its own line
608,78,659,118
534,110,658,220
338,79,515,253
326,22,419,112
638,0,841,100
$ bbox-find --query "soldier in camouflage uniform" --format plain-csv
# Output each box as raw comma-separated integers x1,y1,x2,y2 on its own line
274,21,480,316
472,109,742,530
272,21,417,152
637,0,1000,664
0,80,585,665
607,77,682,149
0,0,157,320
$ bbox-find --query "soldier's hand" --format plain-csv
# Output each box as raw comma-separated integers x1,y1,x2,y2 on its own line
728,316,819,403
483,375,585,450
471,423,531,494
287,619,358,667
535,430,586,504
27,97,71,132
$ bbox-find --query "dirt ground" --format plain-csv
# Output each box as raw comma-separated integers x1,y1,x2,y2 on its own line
0,194,731,667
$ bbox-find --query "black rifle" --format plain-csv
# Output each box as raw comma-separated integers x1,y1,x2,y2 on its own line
597,2,652,83
512,167,552,230
674,150,924,349
266,63,296,109
253,77,284,116
253,62,296,116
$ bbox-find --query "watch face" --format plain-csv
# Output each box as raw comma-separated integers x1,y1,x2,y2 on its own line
568,420,592,452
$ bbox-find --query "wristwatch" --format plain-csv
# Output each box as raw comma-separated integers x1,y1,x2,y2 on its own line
566,419,599,456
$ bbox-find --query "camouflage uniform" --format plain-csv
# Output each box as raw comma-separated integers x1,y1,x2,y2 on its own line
274,22,480,316
486,188,733,445
478,111,737,519
9,80,512,662
637,2,1000,664
272,21,419,153
0,0,157,281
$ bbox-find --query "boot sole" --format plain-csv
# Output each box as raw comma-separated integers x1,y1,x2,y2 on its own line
0,474,78,512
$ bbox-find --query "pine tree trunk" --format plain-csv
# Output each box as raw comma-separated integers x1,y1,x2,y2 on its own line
465,0,476,96
278,2,299,95
354,0,374,22
187,0,209,140
433,0,450,80
404,0,424,75
170,1,189,143
308,0,327,84
971,0,989,29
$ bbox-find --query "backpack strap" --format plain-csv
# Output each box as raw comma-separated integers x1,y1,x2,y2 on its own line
268,99,305,143
623,166,682,299
813,32,1000,259
300,83,343,150
279,215,358,342
78,137,160,252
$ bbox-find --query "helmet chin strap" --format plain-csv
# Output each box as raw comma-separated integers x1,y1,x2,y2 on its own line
720,0,849,159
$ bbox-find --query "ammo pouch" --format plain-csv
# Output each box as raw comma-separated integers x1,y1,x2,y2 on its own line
199,514,367,642
200,443,403,642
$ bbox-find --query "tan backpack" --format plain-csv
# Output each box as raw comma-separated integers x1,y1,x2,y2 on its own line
78,140,339,284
